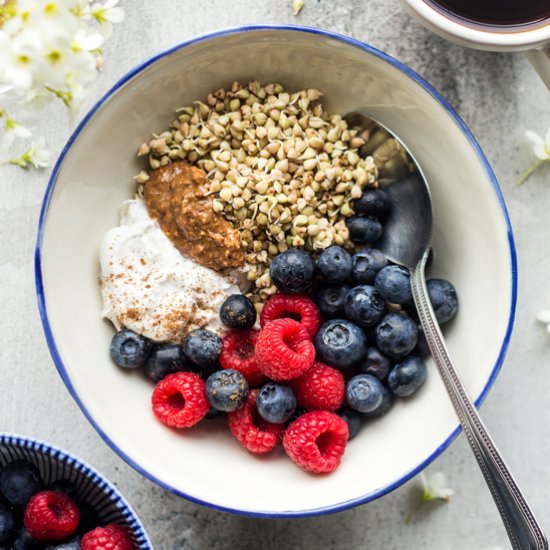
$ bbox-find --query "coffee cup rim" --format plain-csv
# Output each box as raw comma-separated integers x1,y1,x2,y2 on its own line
404,0,550,50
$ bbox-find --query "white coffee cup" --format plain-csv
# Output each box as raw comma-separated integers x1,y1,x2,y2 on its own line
402,0,550,89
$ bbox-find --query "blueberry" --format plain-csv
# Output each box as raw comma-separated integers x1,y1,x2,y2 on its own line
354,188,390,217
11,527,42,550
344,285,386,328
351,249,388,285
375,312,418,359
346,374,385,413
256,384,297,424
45,536,81,550
205,369,249,412
387,356,427,397
316,246,352,283
364,384,394,417
270,249,316,294
183,329,222,368
47,480,78,502
76,502,98,534
0,503,14,543
314,319,367,369
220,294,256,330
359,347,393,381
144,343,189,382
427,279,459,324
316,285,350,319
374,265,412,304
110,329,152,369
414,325,430,358
346,217,383,244
0,461,43,507
338,408,362,440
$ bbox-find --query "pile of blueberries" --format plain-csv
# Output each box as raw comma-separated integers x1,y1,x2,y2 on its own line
267,187,458,438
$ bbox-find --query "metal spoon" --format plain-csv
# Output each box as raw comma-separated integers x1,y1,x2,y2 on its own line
344,111,548,550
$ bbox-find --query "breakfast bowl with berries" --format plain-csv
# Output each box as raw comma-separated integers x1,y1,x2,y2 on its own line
36,26,516,516
0,434,151,549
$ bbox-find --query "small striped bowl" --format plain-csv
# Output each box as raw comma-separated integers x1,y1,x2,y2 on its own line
0,434,151,549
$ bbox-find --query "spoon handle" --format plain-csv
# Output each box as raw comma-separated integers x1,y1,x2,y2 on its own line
410,258,547,550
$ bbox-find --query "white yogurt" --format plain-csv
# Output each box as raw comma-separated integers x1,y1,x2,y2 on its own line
100,199,241,342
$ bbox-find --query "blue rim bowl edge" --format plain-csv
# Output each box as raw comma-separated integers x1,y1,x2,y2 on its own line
34,24,518,519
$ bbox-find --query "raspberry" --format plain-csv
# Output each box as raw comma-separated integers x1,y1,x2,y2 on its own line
152,372,209,428
255,318,315,381
81,524,134,550
260,294,321,338
283,411,349,473
292,362,345,411
24,491,79,541
228,390,283,454
219,329,266,386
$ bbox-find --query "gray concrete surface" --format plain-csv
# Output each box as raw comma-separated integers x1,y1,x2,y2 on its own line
2,1,550,548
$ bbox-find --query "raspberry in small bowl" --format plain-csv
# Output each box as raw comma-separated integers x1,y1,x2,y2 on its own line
0,434,151,549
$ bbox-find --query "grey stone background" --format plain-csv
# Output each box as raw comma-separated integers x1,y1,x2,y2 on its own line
2,0,550,548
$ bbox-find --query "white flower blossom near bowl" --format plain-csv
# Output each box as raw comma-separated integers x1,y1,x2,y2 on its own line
419,471,454,502
0,0,124,168
520,128,550,184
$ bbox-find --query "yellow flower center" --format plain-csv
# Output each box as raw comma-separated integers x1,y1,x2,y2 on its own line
48,50,62,63
44,2,58,15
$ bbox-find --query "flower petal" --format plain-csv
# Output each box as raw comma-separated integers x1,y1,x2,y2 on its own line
526,130,549,160
536,310,550,324
104,5,124,22
545,128,550,154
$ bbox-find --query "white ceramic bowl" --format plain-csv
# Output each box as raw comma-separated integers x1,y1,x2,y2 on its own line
36,25,517,517
0,433,151,548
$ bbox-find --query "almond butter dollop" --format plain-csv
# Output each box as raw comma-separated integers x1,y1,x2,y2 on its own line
144,161,244,270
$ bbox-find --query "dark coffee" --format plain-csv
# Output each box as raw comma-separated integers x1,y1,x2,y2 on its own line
425,0,550,31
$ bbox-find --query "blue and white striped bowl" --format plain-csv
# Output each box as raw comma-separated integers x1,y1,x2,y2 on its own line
0,434,151,549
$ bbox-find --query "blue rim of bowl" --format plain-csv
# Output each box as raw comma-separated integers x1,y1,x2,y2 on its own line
0,433,152,547
34,24,518,518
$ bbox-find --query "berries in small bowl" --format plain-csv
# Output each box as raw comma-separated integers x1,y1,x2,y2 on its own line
0,434,150,549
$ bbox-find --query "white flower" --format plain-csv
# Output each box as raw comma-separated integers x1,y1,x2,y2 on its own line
526,129,550,160
519,128,550,185
536,310,550,333
91,0,123,22
406,471,454,523
90,0,123,37
5,136,50,168
419,472,454,502
2,117,32,148
71,28,103,52
292,0,305,16
0,0,123,169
